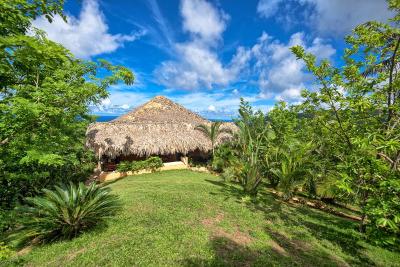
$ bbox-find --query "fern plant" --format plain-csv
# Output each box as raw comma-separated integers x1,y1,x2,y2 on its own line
9,182,121,247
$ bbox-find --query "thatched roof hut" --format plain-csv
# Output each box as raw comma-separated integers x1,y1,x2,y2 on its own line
86,96,235,162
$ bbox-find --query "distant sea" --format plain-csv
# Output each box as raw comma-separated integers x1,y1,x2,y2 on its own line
95,115,232,122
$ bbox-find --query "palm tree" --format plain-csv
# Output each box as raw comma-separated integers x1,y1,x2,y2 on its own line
195,121,231,157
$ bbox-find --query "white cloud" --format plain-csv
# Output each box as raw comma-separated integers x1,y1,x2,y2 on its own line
171,91,258,117
92,91,150,115
306,0,393,35
146,0,174,51
208,105,216,111
155,0,249,90
257,0,393,36
252,31,335,102
257,0,282,18
156,2,335,102
32,0,145,58
156,41,246,89
181,0,228,43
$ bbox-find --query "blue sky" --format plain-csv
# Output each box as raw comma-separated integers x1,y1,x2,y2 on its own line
33,0,393,119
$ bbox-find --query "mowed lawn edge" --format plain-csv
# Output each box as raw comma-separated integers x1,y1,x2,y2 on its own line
11,170,400,267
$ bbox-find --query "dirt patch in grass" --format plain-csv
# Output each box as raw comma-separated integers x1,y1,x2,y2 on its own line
202,213,253,246
65,248,86,261
213,228,252,246
17,246,33,256
201,212,224,226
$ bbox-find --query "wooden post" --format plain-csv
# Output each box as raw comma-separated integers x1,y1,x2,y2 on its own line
181,156,189,166
97,160,102,172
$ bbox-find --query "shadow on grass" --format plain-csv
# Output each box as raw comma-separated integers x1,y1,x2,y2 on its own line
182,236,260,267
204,179,376,266
181,235,351,267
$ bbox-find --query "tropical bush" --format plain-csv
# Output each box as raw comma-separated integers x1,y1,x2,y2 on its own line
8,182,121,248
270,143,313,200
116,157,163,173
0,209,16,239
233,100,272,195
212,143,237,172
145,157,164,172
116,161,131,172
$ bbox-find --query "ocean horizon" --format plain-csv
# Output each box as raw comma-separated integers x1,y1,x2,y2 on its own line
94,115,233,122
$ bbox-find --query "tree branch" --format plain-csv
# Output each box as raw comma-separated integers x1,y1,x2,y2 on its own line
377,152,394,165
387,35,400,123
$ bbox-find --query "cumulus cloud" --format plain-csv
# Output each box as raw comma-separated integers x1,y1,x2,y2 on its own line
181,0,229,43
171,91,258,115
155,0,249,90
252,32,335,102
156,42,231,89
257,0,393,36
155,0,336,102
32,0,145,58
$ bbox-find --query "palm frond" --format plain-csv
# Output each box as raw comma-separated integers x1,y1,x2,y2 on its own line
195,124,211,138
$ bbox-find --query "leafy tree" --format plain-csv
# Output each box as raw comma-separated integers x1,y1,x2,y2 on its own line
291,0,400,246
195,121,231,157
0,0,134,213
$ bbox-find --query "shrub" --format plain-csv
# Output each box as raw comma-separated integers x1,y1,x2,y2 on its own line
212,143,237,172
116,161,131,172
116,157,163,173
366,177,400,248
0,242,13,261
8,182,121,248
221,166,240,182
130,161,145,172
145,157,163,172
0,209,16,238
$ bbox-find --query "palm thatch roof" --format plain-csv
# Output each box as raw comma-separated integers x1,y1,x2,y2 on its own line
86,96,235,159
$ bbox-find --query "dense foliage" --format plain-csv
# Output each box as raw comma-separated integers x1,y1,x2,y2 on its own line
0,242,13,261
0,0,134,219
116,157,164,173
8,182,121,247
212,0,400,248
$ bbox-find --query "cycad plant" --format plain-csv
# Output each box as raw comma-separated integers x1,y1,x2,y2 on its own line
195,121,232,157
9,182,121,247
271,142,313,200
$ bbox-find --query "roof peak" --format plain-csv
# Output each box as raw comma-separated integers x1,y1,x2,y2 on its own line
153,95,168,100
113,95,208,124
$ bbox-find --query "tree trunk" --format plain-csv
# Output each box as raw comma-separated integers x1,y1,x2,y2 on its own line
359,191,369,233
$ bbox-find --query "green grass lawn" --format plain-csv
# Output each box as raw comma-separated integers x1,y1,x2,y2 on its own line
9,170,400,267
